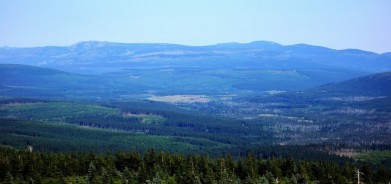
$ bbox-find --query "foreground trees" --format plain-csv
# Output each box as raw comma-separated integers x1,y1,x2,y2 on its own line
0,147,390,184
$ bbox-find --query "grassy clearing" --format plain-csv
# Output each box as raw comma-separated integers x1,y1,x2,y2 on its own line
148,95,210,103
122,113,166,124
354,151,391,165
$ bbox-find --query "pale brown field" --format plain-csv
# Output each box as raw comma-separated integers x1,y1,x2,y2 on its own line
148,95,210,103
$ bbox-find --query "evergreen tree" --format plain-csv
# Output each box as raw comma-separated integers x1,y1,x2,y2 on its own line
361,163,373,184
245,153,258,179
282,157,296,177
58,176,67,184
4,171,14,184
75,176,88,184
47,164,63,179
236,160,246,180
289,174,298,184
341,162,354,180
33,173,43,184
115,170,127,184
215,158,224,179
164,176,177,184
143,149,158,181
243,175,255,184
373,166,391,183
258,160,268,176
297,161,310,183
182,157,199,184
87,162,98,184
11,156,23,179
138,163,149,183
124,166,137,184
199,156,215,184
265,172,276,184
257,176,269,184
268,159,282,179
219,175,240,184
24,155,35,180
101,167,113,184
28,177,34,184
225,154,236,177
218,166,237,184
150,173,166,184
115,152,142,172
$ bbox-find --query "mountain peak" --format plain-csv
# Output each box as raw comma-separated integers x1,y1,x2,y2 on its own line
248,40,280,45
211,40,281,49
70,41,116,49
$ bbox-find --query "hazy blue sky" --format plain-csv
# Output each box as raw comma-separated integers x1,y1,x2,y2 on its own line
1,0,390,53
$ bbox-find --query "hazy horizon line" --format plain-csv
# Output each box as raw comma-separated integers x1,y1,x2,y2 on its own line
1,40,388,54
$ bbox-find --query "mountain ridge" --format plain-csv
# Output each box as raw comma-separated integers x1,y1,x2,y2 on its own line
314,71,391,96
0,40,390,94
1,40,386,54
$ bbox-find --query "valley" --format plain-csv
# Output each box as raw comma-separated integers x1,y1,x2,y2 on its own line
0,64,390,152
0,42,391,183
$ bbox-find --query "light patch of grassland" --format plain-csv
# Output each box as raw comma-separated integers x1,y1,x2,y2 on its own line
148,95,210,103
122,113,166,124
354,151,391,165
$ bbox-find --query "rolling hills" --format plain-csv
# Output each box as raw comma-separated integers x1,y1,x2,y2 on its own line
0,63,377,100
0,42,390,162
2,41,390,95
0,68,390,152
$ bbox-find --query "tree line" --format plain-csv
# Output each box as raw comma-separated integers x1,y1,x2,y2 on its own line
0,147,390,184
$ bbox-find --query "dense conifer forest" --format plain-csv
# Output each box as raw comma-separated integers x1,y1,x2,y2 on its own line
1,146,390,184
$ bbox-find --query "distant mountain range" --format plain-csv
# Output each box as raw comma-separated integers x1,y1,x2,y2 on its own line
1,41,390,99
1,41,390,74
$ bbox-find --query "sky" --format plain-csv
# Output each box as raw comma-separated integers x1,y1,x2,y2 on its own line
1,0,390,53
